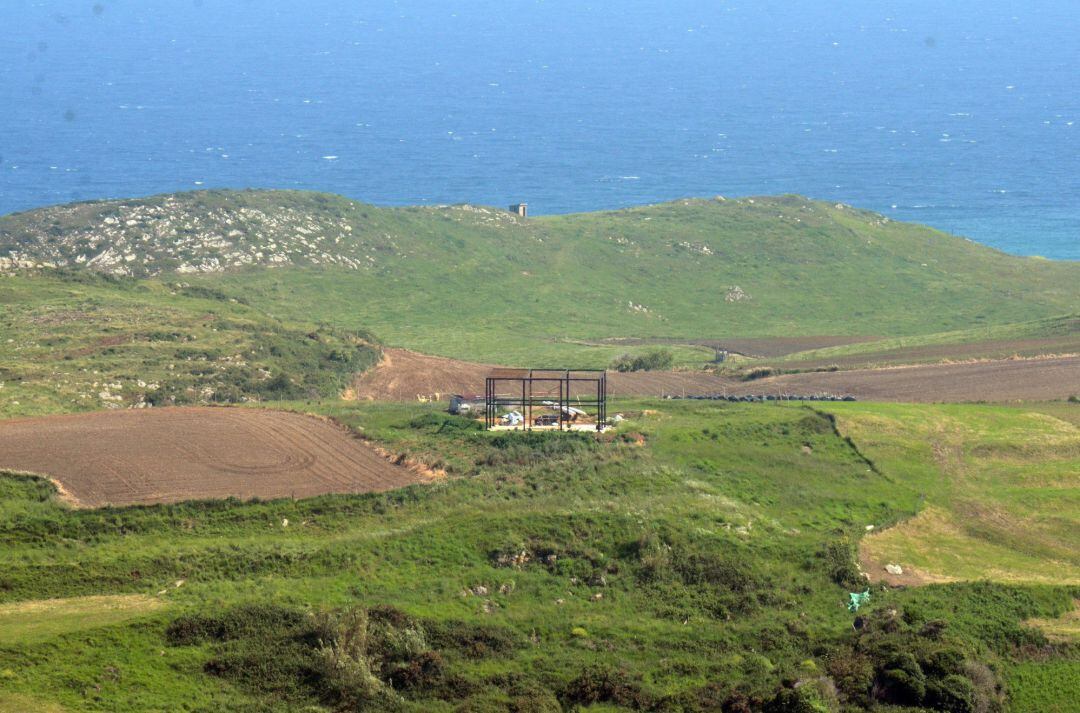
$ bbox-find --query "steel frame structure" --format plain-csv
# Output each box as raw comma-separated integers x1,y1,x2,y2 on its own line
484,369,607,431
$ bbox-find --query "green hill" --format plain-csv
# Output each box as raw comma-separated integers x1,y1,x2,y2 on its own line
0,272,378,418
3,190,1078,366
1,400,1077,711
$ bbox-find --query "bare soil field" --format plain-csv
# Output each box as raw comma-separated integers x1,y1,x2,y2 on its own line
0,408,421,507
354,349,1080,403
752,356,1080,402
351,349,736,400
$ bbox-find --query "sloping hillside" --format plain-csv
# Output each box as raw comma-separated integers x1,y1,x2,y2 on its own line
3,190,1079,365
0,272,378,418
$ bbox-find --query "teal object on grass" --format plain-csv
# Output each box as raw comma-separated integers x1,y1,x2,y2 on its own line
848,589,871,613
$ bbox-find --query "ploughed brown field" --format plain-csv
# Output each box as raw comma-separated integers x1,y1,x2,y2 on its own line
0,408,421,507
354,349,1080,403
746,356,1080,402
351,349,735,400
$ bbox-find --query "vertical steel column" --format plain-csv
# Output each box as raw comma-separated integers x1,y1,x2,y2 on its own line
486,377,492,429
558,376,564,431
596,374,602,431
600,372,607,429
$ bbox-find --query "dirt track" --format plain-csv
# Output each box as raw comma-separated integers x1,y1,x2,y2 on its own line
354,349,1080,403
0,408,421,507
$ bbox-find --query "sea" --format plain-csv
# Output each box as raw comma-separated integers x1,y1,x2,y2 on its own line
1,0,1077,259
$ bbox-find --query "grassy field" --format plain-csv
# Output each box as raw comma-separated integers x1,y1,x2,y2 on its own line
832,403,1080,586
0,272,378,419
0,399,1076,711
5,190,1080,368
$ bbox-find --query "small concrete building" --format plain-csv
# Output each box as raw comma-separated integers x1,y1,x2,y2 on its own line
509,203,528,218
449,394,485,415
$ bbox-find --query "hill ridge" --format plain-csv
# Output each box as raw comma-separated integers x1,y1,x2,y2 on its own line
4,189,1080,365
4,189,1069,280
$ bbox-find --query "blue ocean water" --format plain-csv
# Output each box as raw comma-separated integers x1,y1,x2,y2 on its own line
1,0,1077,259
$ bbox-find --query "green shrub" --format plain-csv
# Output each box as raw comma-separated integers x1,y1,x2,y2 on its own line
819,537,862,587
408,412,482,434
876,652,926,706
166,603,308,645
924,648,966,678
926,674,976,713
742,366,778,381
610,348,675,372
425,620,521,659
166,603,458,709
560,666,651,709
479,432,599,467
764,684,834,713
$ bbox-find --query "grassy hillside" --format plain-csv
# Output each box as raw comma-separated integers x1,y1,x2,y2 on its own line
0,400,1076,711
3,190,1079,366
0,272,378,418
834,403,1080,585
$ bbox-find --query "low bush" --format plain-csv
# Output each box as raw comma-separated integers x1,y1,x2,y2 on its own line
925,674,977,713
876,651,927,706
818,537,862,587
742,366,778,381
610,348,675,372
560,665,652,709
479,432,600,467
426,620,522,659
165,603,308,645
408,412,482,434
164,603,528,710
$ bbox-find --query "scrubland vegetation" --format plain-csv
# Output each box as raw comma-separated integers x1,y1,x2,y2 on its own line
1,400,1076,711
0,272,377,418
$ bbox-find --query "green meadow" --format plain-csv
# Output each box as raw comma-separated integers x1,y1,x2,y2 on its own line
834,403,1080,587
0,400,1076,711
